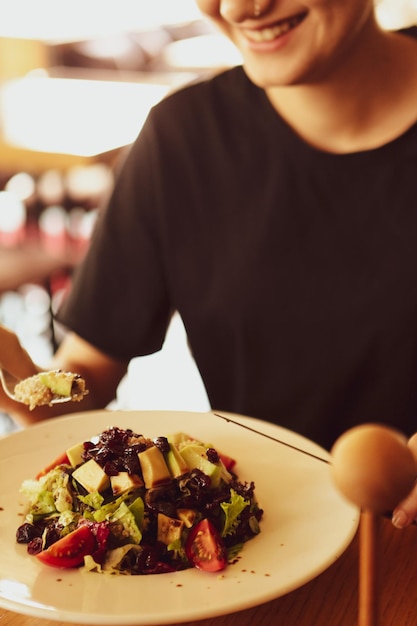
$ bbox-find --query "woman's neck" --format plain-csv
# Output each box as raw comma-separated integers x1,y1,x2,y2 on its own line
265,28,417,154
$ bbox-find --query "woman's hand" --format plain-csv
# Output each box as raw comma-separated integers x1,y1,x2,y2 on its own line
0,324,39,380
392,433,417,528
0,324,40,420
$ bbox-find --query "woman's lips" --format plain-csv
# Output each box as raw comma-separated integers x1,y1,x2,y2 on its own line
245,12,307,43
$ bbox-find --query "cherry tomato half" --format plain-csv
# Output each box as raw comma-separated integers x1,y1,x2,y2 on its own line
36,525,96,568
218,452,236,472
185,519,227,572
36,452,70,479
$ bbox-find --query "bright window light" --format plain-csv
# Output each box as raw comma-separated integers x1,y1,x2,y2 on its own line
0,0,202,41
376,0,417,28
1,76,171,157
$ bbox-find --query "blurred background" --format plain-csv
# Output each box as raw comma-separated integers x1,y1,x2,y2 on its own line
0,0,416,434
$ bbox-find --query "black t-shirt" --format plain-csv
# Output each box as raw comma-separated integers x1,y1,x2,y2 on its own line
58,61,417,449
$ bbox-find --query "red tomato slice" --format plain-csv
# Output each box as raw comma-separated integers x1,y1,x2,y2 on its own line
36,452,70,479
36,525,96,568
185,519,227,572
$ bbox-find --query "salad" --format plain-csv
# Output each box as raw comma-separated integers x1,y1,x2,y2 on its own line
16,426,263,575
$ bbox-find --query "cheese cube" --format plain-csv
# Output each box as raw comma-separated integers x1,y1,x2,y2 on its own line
138,446,171,488
72,459,110,493
66,442,85,468
110,472,144,496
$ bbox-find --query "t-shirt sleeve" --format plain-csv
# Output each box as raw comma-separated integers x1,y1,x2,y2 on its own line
57,110,173,361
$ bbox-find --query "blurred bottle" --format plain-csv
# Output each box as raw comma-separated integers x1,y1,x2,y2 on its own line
38,205,68,256
37,169,66,208
0,190,26,247
66,206,98,259
4,171,39,243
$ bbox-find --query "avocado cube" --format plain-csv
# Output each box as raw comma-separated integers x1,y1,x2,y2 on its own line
179,444,221,484
157,513,184,546
166,444,189,478
39,371,73,397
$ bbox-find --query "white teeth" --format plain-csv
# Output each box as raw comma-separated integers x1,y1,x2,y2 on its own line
246,15,303,43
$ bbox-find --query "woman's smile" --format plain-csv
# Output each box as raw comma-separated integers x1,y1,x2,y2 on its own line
243,12,307,44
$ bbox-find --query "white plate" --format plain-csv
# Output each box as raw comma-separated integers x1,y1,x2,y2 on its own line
0,410,359,625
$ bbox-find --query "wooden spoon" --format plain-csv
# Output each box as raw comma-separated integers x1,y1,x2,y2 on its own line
331,424,417,626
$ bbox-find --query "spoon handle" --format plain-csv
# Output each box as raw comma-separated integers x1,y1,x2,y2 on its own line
359,510,380,626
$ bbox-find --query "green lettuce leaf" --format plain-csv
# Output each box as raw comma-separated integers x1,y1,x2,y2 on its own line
20,468,72,520
110,502,142,544
91,493,130,522
129,496,145,528
220,489,249,537
78,491,104,510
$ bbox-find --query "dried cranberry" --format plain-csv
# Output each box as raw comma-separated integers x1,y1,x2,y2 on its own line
104,460,121,476
100,427,130,455
206,448,219,463
190,468,211,490
145,485,177,517
122,449,142,475
16,523,42,544
138,542,166,571
43,524,63,549
27,536,43,555
153,437,170,454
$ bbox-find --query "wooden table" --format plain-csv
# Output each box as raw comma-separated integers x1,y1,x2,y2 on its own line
1,516,416,626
